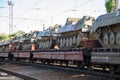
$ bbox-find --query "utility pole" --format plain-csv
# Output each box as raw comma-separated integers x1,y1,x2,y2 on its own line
115,0,120,10
8,1,14,34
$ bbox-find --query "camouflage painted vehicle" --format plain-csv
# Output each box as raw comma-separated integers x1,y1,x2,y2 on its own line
36,30,55,49
35,25,60,49
92,10,120,48
0,41,10,52
57,16,95,49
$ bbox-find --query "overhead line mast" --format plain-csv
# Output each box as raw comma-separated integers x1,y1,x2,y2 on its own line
115,0,120,10
8,1,14,34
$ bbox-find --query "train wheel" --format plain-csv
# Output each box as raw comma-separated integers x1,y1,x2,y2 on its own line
110,66,116,75
76,61,81,68
109,32,115,45
116,32,120,45
103,33,109,45
65,61,68,66
60,61,63,66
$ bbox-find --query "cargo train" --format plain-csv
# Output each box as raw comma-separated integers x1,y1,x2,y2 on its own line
0,10,120,74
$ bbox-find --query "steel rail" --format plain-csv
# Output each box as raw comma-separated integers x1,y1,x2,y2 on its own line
10,61,120,80
0,67,38,80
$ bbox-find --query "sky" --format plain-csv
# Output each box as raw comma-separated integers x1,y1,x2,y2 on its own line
0,0,106,34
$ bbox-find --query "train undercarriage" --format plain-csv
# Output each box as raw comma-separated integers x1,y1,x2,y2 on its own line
0,48,120,75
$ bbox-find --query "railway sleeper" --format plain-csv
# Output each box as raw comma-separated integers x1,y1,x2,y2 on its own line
51,60,69,66
109,65,120,75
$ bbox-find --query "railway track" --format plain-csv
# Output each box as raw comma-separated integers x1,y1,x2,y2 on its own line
9,61,120,80
0,68,38,80
0,61,38,80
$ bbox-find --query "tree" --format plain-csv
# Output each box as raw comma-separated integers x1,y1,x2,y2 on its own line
105,0,116,13
8,33,16,38
8,30,25,38
15,30,25,37
0,33,8,41
0,31,25,41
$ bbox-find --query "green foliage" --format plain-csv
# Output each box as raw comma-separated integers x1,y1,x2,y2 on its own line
16,30,25,36
0,33,8,41
105,0,116,13
8,33,16,38
0,30,25,41
8,30,25,38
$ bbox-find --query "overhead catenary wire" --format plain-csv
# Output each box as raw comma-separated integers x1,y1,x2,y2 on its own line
57,0,94,14
15,0,42,17
0,16,44,21
74,0,93,9
45,0,58,9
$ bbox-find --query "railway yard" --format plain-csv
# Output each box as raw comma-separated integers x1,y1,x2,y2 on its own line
0,61,113,80
0,0,120,80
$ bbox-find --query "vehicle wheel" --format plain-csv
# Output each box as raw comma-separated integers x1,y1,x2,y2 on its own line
43,42,45,49
77,35,81,46
60,39,63,48
96,28,101,37
49,39,52,48
39,42,42,49
46,40,49,48
73,36,76,45
66,38,69,47
69,37,72,47
103,33,109,45
116,32,120,45
63,38,65,47
109,32,115,45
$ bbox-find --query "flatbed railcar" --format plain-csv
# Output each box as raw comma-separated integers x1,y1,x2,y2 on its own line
0,48,86,67
0,48,120,74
